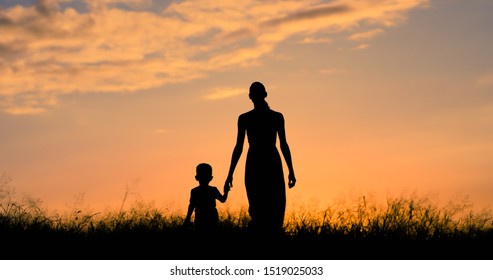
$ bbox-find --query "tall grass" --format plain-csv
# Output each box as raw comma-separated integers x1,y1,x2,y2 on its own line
1,172,492,259
285,194,493,241
0,174,180,234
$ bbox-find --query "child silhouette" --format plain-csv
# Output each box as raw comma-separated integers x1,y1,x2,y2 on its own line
184,163,230,234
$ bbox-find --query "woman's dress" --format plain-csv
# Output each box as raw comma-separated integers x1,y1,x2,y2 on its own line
240,107,286,232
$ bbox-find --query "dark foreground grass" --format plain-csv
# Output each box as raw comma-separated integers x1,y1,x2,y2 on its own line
1,175,492,260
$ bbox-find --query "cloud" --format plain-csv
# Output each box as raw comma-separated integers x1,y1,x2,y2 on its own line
3,106,47,115
203,87,244,100
349,29,385,41
298,37,333,44
353,43,370,50
260,4,351,28
0,92,57,115
0,0,429,114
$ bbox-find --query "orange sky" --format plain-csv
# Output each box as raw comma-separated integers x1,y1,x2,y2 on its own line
1,0,492,215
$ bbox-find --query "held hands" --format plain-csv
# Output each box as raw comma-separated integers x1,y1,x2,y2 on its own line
223,183,231,194
224,176,233,192
288,172,296,189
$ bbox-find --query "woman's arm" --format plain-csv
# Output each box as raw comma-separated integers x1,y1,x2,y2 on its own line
225,116,246,189
278,114,296,188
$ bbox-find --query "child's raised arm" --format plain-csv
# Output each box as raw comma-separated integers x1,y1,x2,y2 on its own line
217,186,230,203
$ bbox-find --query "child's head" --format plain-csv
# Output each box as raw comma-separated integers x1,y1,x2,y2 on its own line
195,163,213,184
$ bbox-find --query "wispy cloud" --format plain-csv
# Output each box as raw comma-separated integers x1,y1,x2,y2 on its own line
298,37,333,44
259,4,351,28
0,92,57,115
0,0,429,114
2,106,47,116
353,43,370,51
349,29,385,41
203,87,244,100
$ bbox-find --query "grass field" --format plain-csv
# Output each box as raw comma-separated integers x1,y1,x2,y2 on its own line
1,174,492,260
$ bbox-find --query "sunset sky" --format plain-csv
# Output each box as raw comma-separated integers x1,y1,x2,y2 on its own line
1,0,492,214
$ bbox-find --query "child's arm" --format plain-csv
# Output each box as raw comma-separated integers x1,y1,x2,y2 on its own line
184,203,194,224
184,191,195,224
217,186,230,203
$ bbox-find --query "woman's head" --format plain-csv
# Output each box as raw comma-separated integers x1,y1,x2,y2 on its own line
249,81,267,101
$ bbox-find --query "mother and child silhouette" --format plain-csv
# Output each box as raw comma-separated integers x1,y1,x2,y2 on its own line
184,81,297,237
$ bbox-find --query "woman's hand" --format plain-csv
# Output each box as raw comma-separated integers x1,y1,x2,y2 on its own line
224,176,233,190
223,182,231,193
288,173,296,188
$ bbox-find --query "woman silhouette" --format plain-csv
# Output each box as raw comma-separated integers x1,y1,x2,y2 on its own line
225,81,296,235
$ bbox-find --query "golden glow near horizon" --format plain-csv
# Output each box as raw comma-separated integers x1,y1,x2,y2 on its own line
1,0,493,214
